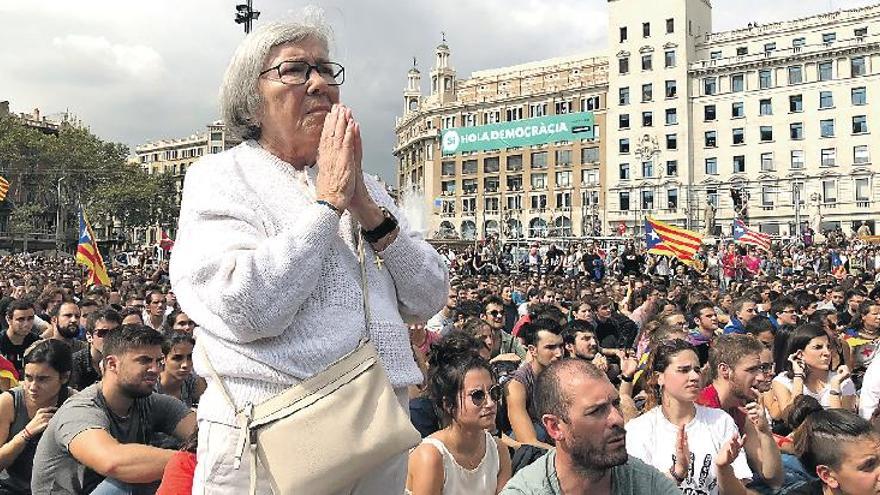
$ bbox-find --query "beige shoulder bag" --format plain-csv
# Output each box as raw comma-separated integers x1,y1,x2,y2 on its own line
199,236,421,494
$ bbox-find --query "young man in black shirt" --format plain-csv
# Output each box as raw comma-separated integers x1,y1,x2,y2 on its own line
1,300,41,376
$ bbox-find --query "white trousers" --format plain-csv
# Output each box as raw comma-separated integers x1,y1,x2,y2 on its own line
191,388,410,495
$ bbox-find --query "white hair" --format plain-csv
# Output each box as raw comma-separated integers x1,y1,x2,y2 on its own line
219,13,333,140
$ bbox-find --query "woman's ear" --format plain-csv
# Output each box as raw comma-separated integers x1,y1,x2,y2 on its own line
815,465,840,489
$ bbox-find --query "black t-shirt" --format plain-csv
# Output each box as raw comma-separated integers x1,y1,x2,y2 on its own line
0,331,40,376
622,253,643,275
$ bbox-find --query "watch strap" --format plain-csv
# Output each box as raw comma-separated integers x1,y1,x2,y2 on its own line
362,207,398,244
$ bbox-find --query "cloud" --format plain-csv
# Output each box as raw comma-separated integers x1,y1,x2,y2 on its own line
51,35,165,82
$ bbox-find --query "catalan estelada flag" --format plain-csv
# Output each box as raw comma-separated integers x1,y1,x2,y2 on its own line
76,208,110,287
0,176,10,202
644,216,704,264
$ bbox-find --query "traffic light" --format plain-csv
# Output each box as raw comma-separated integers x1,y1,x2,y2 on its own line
234,1,260,34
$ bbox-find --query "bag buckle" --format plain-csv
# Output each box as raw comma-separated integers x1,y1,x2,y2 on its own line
233,402,254,470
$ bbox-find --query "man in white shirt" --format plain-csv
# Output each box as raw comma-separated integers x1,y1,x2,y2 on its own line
859,357,880,420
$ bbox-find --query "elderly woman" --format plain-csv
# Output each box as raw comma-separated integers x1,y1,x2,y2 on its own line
169,19,449,494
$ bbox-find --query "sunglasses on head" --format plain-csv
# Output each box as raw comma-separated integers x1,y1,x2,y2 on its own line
467,384,503,407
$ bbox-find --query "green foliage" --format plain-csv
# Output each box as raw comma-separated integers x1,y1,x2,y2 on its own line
0,114,177,237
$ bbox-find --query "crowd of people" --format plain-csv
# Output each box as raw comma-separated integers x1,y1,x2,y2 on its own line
405,237,880,494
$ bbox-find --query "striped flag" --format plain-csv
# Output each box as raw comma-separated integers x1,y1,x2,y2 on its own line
76,208,111,287
644,216,704,263
0,176,10,202
733,218,771,252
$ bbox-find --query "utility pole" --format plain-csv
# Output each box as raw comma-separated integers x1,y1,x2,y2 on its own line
235,0,260,35
55,177,65,253
794,183,802,241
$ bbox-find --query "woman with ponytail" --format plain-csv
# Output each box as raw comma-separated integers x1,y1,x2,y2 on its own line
625,339,753,494
406,334,512,494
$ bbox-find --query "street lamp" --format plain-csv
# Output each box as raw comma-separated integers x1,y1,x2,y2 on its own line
55,177,65,253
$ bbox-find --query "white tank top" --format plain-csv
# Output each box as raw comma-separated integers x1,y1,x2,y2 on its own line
420,431,501,495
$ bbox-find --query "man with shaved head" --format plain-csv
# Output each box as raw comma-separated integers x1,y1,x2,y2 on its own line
502,359,679,494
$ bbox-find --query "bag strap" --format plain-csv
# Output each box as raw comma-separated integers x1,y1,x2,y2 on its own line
197,222,372,494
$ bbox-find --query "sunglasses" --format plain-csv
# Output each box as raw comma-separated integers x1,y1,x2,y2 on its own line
94,328,118,338
467,385,503,407
487,310,504,318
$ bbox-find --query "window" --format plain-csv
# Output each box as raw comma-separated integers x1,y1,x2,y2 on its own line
462,179,477,195
705,130,717,148
705,157,718,175
666,134,678,150
555,149,572,167
821,148,837,167
761,152,774,171
642,83,653,102
667,189,678,209
619,87,630,105
852,87,867,106
760,126,773,142
506,107,522,121
820,119,835,138
707,188,719,207
642,111,653,127
484,157,500,173
855,27,868,38
581,169,598,185
733,128,745,145
506,195,521,210
555,100,572,114
531,151,548,169
731,74,745,92
641,54,652,71
506,175,523,191
822,32,836,43
790,123,804,140
619,192,630,211
704,77,717,95
619,57,629,74
529,103,547,118
642,190,654,209
530,173,547,189
819,91,834,109
665,108,677,125
710,50,722,60
764,42,776,53
855,178,870,205
732,101,744,118
582,96,600,110
619,26,628,43
733,155,746,173
484,177,500,193
759,70,772,89
555,171,572,187
643,22,650,37
463,113,477,126
789,94,803,112
507,155,522,172
822,180,837,204
855,145,870,165
792,37,806,48
736,46,748,56
852,57,867,77
666,160,678,176
788,66,803,84
642,161,654,177
581,147,599,163
619,163,630,179
791,150,805,169
665,80,677,98
704,105,716,121
484,197,499,212
818,61,833,81
530,194,547,210
759,98,772,116
462,159,478,174
619,114,630,129
762,186,774,207
620,139,630,154
665,50,676,68
666,18,674,33
853,115,868,134
555,192,571,208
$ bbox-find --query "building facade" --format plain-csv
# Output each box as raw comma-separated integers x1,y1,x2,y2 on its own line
398,2,880,240
133,120,240,244
394,43,608,241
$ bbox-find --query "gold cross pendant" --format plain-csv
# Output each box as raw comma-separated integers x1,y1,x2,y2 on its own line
374,254,385,271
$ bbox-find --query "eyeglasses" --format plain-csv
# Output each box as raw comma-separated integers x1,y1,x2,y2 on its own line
467,385,503,407
259,61,345,86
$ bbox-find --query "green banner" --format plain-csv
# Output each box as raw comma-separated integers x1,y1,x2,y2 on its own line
441,112,594,155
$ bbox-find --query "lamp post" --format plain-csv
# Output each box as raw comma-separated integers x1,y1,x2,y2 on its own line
55,177,65,253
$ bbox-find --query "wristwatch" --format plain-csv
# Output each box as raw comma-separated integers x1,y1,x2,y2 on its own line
361,207,398,244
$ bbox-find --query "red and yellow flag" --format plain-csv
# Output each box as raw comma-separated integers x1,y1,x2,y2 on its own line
76,208,110,286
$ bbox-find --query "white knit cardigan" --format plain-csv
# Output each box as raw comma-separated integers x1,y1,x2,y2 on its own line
169,140,449,424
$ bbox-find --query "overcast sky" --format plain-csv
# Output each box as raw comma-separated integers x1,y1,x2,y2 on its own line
1,0,875,181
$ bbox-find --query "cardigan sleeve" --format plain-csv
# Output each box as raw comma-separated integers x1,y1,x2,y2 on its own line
363,175,449,322
170,160,340,344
